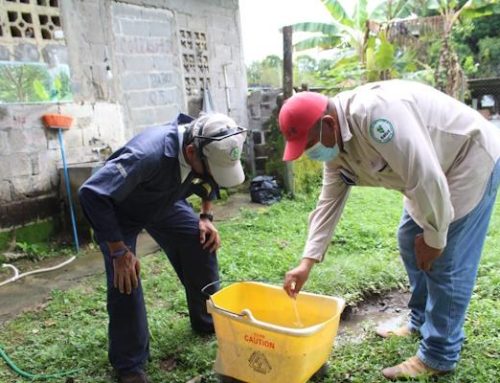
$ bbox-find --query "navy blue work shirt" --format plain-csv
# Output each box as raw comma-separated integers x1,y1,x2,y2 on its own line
79,114,219,243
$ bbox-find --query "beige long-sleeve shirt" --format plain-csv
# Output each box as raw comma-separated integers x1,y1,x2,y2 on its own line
304,80,500,262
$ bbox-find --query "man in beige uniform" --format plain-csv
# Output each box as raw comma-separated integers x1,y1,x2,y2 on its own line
278,80,500,380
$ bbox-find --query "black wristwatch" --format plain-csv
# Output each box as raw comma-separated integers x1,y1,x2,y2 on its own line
200,213,214,222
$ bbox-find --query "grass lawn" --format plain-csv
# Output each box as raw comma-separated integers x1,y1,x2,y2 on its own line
0,187,498,382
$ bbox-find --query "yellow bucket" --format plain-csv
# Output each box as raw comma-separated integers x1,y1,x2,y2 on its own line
206,282,345,383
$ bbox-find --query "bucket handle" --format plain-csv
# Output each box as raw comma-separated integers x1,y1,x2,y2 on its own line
202,280,252,319
201,279,282,296
202,280,331,336
201,280,222,296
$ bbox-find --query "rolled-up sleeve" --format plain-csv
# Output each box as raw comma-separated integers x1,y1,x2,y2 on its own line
303,163,350,262
78,151,156,243
358,98,453,249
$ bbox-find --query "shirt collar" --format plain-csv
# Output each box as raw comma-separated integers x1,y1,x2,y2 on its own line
332,92,354,143
164,113,195,158
177,122,192,182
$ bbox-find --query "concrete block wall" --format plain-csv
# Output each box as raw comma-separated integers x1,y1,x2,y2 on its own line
0,102,124,228
247,89,281,174
108,0,248,133
0,0,248,232
111,2,184,136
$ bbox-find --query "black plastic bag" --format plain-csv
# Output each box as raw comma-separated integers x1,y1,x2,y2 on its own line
250,176,281,205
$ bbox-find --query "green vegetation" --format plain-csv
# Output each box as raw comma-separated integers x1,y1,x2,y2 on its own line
427,0,500,98
459,12,500,79
264,110,323,195
247,1,500,96
13,241,73,262
0,219,60,253
14,219,58,245
247,55,283,88
1,187,498,382
0,231,12,253
291,0,421,85
0,62,72,104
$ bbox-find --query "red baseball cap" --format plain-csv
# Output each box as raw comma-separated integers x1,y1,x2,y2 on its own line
278,92,328,161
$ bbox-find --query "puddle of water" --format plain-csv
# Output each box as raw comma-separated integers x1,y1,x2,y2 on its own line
336,290,411,345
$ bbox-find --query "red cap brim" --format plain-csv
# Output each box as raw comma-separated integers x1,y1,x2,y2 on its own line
283,138,308,161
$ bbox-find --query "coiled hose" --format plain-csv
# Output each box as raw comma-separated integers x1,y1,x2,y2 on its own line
1,257,81,379
0,344,80,380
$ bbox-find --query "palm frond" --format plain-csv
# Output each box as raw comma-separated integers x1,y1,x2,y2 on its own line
459,2,499,19
427,0,441,11
329,48,359,67
370,1,390,21
291,22,340,35
393,0,415,19
355,0,369,29
321,0,354,27
294,35,343,51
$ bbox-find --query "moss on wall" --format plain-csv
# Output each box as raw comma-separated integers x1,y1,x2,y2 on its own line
0,231,12,252
16,220,58,244
0,219,58,251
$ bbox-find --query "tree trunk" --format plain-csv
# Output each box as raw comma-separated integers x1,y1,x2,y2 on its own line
434,31,464,99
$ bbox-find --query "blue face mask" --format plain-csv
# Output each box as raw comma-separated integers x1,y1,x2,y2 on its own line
305,119,340,162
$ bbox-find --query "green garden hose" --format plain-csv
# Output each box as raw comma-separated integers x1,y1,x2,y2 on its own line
0,344,80,380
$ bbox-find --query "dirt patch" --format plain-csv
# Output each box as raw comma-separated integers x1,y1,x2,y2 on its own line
212,193,265,222
337,290,411,345
159,356,178,372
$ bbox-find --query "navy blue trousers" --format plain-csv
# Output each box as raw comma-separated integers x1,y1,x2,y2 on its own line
98,200,219,374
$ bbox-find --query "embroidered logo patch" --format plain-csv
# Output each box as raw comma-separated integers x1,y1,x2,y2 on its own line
370,119,394,144
229,147,241,161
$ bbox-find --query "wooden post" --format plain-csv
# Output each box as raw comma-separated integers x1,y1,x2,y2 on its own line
282,25,295,197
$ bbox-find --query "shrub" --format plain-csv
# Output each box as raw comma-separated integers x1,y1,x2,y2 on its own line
264,105,323,196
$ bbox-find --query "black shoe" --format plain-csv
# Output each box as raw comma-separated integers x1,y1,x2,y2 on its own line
117,370,150,383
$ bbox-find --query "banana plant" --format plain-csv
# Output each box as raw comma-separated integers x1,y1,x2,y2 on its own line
366,31,395,81
291,0,416,84
429,0,500,98
292,0,369,65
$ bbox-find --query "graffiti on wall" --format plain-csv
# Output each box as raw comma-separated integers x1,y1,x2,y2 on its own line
0,61,72,104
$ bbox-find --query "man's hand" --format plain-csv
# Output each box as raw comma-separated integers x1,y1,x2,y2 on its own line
199,219,221,253
283,258,317,298
415,234,443,272
113,251,141,294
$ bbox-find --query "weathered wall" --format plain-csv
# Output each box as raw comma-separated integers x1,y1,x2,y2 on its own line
107,0,248,134
0,0,248,233
247,89,280,174
0,102,125,228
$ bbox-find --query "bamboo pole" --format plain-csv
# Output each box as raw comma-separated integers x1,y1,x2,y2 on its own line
282,25,295,197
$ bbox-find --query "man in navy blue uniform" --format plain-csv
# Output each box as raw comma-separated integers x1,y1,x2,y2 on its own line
79,113,247,383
